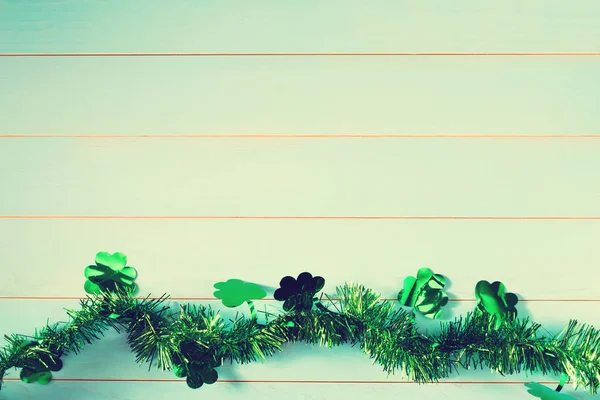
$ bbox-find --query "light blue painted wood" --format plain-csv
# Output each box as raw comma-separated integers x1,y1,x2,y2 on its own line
1,139,599,217
0,57,599,135
0,0,599,53
0,218,598,305
4,380,595,400
1,1,600,399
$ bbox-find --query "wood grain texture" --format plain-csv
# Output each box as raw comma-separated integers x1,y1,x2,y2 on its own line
0,218,598,300
1,0,599,53
3,381,595,400
0,57,599,135
1,139,599,217
2,1,600,399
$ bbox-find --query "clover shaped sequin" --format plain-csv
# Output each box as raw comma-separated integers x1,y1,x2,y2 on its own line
172,340,221,389
213,278,267,319
84,252,138,295
18,342,63,386
397,267,449,319
274,272,325,312
213,279,267,307
475,280,519,329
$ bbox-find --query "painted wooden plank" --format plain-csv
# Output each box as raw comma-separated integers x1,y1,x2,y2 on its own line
2,2,599,398
1,0,600,53
0,57,599,135
0,219,597,300
3,380,594,400
1,139,599,217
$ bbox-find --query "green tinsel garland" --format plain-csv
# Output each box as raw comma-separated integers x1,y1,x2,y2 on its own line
0,252,599,399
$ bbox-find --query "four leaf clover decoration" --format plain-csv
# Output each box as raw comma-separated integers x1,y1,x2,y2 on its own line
84,252,138,295
172,340,221,389
475,280,519,329
274,272,325,312
398,267,449,319
74,251,539,395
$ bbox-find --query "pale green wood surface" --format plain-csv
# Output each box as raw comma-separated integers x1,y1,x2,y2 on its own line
1,57,599,135
1,0,599,53
1,1,600,399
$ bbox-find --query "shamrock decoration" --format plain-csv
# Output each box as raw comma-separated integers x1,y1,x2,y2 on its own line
213,279,267,307
397,267,449,319
18,342,63,386
214,278,267,320
474,280,518,329
274,272,325,312
84,252,138,295
172,340,221,389
524,383,577,400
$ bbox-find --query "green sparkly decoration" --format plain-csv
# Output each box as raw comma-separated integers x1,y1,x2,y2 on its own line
397,267,449,319
274,272,325,312
474,280,518,329
1,252,600,397
172,341,221,389
84,251,138,295
17,341,63,386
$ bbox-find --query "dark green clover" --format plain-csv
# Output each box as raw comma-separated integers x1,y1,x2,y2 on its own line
474,280,519,330
398,267,449,319
172,340,220,389
18,341,63,386
213,279,267,319
274,272,325,312
84,251,138,296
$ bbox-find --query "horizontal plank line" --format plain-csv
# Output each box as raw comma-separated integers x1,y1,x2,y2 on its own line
1,52,600,57
1,134,599,139
2,216,600,220
1,377,561,385
1,296,598,302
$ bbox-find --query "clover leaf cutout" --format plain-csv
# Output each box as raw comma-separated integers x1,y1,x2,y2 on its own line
213,278,267,320
213,279,266,307
524,383,577,400
172,340,221,389
274,272,325,312
84,251,138,295
475,280,518,329
397,267,449,319
18,341,63,386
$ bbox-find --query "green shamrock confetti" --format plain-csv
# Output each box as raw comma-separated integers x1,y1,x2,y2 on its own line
172,340,221,389
274,272,325,312
524,382,577,400
213,279,267,307
213,278,267,319
397,267,449,319
18,341,63,386
84,251,138,295
475,280,518,329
